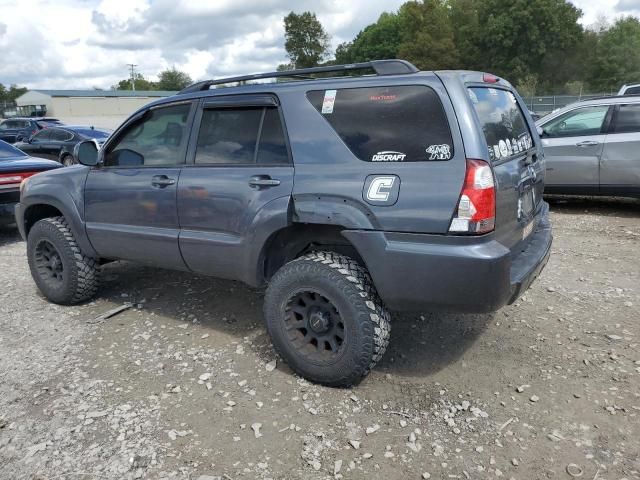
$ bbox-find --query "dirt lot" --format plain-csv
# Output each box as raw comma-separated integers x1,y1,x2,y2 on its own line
1,197,639,480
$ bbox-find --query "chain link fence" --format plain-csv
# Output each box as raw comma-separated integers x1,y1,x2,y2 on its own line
523,93,615,118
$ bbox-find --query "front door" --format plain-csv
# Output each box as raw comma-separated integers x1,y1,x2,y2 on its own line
600,103,640,196
540,105,611,192
178,96,294,281
84,101,195,270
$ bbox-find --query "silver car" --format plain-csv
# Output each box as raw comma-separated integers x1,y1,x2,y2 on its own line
536,96,640,198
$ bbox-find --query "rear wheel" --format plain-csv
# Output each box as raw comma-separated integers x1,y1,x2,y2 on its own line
264,251,390,387
27,217,99,304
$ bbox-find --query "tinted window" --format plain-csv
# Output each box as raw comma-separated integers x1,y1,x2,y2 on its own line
31,130,51,142
0,121,10,130
0,141,25,159
195,108,262,164
468,87,533,162
105,103,191,167
624,86,640,95
307,86,453,162
542,106,609,138
612,104,640,133
257,108,289,164
50,129,74,142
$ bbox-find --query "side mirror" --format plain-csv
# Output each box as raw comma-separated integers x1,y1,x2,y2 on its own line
75,140,99,166
536,125,545,137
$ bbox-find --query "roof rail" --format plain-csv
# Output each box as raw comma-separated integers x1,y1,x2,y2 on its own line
177,59,419,95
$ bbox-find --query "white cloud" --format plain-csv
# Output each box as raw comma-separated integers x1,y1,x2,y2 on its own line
0,0,406,89
0,0,637,90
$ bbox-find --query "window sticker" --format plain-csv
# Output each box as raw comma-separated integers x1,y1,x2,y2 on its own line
426,144,451,160
371,151,406,162
321,89,337,114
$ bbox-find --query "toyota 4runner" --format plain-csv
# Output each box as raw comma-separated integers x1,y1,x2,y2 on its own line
15,60,552,386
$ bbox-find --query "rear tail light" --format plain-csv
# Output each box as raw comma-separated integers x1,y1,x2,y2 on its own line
0,172,38,188
449,159,496,234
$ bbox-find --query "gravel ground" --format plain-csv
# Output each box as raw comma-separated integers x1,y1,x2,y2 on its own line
1,197,639,480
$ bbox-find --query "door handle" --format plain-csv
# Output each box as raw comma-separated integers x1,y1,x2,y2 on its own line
151,175,176,187
249,175,281,188
576,140,599,147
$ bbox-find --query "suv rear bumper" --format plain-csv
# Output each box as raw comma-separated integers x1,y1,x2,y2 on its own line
342,203,552,313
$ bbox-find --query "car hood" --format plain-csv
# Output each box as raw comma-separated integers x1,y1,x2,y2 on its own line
0,155,62,173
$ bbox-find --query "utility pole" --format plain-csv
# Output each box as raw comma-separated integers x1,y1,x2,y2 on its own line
127,64,138,91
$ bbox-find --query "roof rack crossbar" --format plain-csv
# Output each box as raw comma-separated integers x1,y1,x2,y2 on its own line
178,59,419,95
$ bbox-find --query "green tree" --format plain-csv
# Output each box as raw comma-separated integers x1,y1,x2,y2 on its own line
449,0,481,69
334,12,402,64
472,0,583,86
113,73,157,91
397,0,459,70
587,17,640,91
157,68,193,90
283,11,331,68
5,84,27,102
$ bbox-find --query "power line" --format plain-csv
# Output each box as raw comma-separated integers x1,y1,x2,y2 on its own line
127,64,138,91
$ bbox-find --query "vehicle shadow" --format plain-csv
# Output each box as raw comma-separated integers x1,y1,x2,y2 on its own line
546,195,640,217
0,224,22,247
98,260,493,380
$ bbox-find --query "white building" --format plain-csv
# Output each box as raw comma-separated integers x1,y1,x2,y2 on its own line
15,89,177,129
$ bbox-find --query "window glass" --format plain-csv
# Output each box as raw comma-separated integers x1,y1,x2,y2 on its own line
104,103,191,167
0,121,10,130
195,108,262,164
257,108,289,164
307,85,454,162
612,104,640,133
76,128,111,139
624,86,640,95
50,129,73,142
542,106,609,138
468,87,533,162
31,130,51,142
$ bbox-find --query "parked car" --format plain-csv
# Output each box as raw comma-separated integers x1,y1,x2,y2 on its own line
0,140,61,225
0,117,63,144
618,84,640,95
536,95,640,198
15,126,112,166
15,60,552,386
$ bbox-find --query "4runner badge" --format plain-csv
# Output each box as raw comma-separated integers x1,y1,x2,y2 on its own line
371,151,406,162
363,175,400,206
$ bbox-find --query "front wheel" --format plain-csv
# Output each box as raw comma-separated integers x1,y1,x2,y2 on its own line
264,251,390,387
27,217,99,304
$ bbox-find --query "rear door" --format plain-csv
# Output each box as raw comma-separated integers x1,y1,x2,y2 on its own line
538,105,611,191
467,85,542,249
20,129,51,156
600,102,640,196
177,95,294,281
85,101,195,269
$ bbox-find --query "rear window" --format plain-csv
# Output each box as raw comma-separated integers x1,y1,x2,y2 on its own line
306,85,453,162
468,87,533,162
0,141,25,159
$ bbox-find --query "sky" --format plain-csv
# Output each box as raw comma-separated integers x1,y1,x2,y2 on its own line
0,0,638,90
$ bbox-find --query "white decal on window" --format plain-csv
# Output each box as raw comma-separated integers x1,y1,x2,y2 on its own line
425,144,451,160
367,176,396,202
498,140,509,158
371,151,406,162
321,89,337,114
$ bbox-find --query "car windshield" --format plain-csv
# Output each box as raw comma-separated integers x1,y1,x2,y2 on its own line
77,129,111,139
0,141,26,159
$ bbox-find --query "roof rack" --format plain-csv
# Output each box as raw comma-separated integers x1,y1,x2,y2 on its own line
177,59,419,95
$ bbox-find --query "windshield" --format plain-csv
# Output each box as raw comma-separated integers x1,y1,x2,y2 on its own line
0,141,27,159
468,87,533,162
77,129,111,139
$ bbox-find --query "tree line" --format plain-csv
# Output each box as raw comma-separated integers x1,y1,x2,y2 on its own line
282,1,640,95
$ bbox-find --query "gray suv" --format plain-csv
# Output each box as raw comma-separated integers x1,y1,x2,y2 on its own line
15,60,552,386
537,95,640,198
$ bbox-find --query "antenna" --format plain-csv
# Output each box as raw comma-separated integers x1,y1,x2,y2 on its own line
127,64,138,91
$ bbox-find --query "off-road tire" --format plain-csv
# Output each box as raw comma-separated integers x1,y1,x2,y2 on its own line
27,216,99,305
264,251,391,387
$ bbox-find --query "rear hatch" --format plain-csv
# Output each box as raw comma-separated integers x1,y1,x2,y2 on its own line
466,84,545,250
